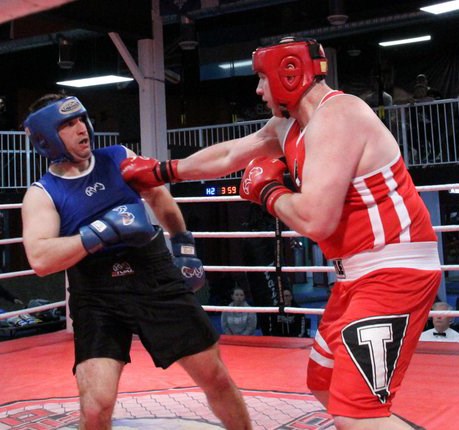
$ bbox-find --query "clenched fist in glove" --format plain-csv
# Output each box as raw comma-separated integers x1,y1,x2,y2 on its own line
240,156,293,217
120,156,181,193
79,203,156,254
171,231,206,292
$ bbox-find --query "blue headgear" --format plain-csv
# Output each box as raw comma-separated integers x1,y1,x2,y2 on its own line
23,96,94,162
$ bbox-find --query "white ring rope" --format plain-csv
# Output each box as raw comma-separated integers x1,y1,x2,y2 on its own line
190,226,459,237
0,237,23,245
203,265,335,273
1,223,458,247
201,265,459,272
0,269,35,279
1,183,459,325
0,301,66,320
172,183,459,204
2,302,457,320
201,306,459,318
0,203,22,210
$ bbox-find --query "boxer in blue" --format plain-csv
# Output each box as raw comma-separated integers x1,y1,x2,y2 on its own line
21,94,252,430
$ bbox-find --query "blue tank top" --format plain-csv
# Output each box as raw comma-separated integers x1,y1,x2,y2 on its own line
34,146,141,236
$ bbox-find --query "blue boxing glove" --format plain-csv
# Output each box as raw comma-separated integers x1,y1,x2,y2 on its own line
79,203,156,254
171,231,205,292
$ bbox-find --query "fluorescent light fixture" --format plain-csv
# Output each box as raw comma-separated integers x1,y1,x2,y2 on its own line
56,75,134,88
449,188,459,194
379,35,431,47
421,0,459,15
218,59,252,70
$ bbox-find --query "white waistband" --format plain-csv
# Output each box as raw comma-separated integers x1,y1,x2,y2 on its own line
332,242,440,281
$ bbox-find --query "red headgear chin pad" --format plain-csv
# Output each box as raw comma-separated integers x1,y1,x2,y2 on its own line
252,39,328,111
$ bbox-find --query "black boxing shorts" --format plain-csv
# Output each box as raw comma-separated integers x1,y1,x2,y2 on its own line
67,229,219,372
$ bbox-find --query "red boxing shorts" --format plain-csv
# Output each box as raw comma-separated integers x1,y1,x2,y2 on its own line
307,267,441,418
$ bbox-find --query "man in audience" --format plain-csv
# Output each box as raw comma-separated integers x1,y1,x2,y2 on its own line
420,301,459,342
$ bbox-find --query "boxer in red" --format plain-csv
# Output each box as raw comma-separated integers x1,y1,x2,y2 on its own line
121,37,440,429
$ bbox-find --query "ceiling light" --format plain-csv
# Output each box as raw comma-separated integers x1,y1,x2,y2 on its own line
56,75,134,88
327,0,348,25
420,0,459,15
327,14,348,25
379,35,431,47
179,15,198,51
218,60,252,70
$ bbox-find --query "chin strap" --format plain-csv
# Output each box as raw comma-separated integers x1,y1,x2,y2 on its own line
280,106,291,119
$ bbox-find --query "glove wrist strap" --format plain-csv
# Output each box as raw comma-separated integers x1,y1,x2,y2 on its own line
157,160,181,183
171,231,196,256
79,226,103,254
260,182,293,217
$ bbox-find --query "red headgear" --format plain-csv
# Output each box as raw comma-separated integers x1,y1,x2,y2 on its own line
252,37,328,113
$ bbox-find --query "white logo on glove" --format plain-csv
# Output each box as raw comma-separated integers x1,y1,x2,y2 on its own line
181,266,204,279
113,205,135,225
242,166,263,195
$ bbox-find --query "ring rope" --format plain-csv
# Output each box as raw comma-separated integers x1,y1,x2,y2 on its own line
201,306,459,318
0,237,24,245
2,231,459,242
1,223,457,246
0,183,458,210
0,203,22,210
0,269,35,280
172,183,459,204
185,225,459,237
201,265,459,272
2,264,457,278
2,303,458,320
0,301,66,321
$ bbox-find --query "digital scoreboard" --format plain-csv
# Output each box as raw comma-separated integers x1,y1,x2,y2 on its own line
204,184,238,196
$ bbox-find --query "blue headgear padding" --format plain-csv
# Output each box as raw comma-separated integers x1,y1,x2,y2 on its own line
23,97,94,162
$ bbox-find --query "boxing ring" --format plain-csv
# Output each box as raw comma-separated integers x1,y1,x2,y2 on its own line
1,184,459,429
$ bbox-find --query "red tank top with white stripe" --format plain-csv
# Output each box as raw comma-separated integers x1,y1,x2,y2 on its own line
282,90,437,260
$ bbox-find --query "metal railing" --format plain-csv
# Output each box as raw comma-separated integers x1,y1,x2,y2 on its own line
1,98,458,189
383,98,459,166
167,98,459,179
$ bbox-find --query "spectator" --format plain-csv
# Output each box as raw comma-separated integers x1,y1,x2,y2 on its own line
412,83,433,102
408,74,441,163
269,288,306,337
221,287,257,335
419,301,459,342
414,74,442,100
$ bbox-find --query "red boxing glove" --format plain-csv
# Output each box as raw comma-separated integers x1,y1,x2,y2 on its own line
120,156,181,192
240,156,293,217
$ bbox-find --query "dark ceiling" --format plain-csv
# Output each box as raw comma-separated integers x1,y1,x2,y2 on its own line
1,1,457,76
0,0,458,129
